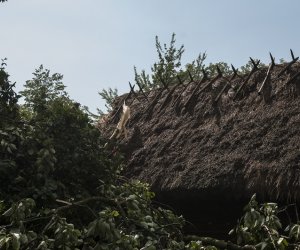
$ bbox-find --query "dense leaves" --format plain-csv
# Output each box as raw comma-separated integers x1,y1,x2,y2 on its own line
229,194,300,249
0,59,20,127
0,57,298,249
0,64,121,203
0,64,200,249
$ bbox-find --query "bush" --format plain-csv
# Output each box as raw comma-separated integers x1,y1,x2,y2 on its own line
0,63,299,250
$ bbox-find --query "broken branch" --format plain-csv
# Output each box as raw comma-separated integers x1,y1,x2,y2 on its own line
184,235,256,250
258,62,274,94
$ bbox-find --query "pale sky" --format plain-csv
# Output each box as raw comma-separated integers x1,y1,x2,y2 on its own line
1,0,300,113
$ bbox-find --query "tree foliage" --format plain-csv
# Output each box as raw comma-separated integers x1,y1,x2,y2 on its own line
0,40,296,250
151,33,185,88
0,64,188,249
0,59,20,127
98,33,267,114
98,87,118,115
0,64,203,249
132,34,267,94
133,33,185,91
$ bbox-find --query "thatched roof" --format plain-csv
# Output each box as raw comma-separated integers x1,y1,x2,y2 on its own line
107,61,300,204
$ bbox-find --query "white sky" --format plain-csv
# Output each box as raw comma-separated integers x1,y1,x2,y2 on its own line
1,0,300,113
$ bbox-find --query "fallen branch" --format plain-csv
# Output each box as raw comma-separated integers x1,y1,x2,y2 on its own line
55,196,115,213
185,235,256,250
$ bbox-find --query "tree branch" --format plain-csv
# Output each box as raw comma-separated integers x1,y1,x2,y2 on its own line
184,235,256,250
55,196,114,213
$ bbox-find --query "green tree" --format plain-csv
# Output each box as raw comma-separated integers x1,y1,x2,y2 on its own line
0,59,20,127
98,33,185,114
240,58,266,75
21,65,67,113
134,33,185,91
1,61,300,250
151,33,185,87
184,52,208,81
0,65,192,249
98,87,118,115
134,66,152,91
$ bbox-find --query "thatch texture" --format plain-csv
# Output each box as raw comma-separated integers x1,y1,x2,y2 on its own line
107,62,300,205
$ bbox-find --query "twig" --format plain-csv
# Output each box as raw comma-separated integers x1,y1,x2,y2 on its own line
156,222,182,230
42,216,56,234
187,70,194,82
114,199,130,227
295,203,299,223
0,223,13,230
262,224,278,250
55,196,114,213
23,215,53,224
277,203,297,225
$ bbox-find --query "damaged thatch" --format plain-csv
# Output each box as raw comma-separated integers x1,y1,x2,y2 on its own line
105,60,300,206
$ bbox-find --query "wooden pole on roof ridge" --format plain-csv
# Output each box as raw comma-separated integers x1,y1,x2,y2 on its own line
171,74,195,107
214,65,239,103
233,57,260,100
183,69,210,108
276,50,299,78
135,80,149,102
195,65,222,94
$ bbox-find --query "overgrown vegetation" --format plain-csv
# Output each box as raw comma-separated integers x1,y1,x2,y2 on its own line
99,33,266,113
0,62,189,249
1,33,299,249
98,88,118,115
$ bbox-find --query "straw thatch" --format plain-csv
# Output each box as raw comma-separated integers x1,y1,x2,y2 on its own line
107,62,300,205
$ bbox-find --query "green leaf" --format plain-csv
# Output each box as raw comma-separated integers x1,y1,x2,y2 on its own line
111,210,119,217
27,149,35,155
0,238,6,248
7,146,12,154
11,233,20,250
277,237,288,247
9,143,17,151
